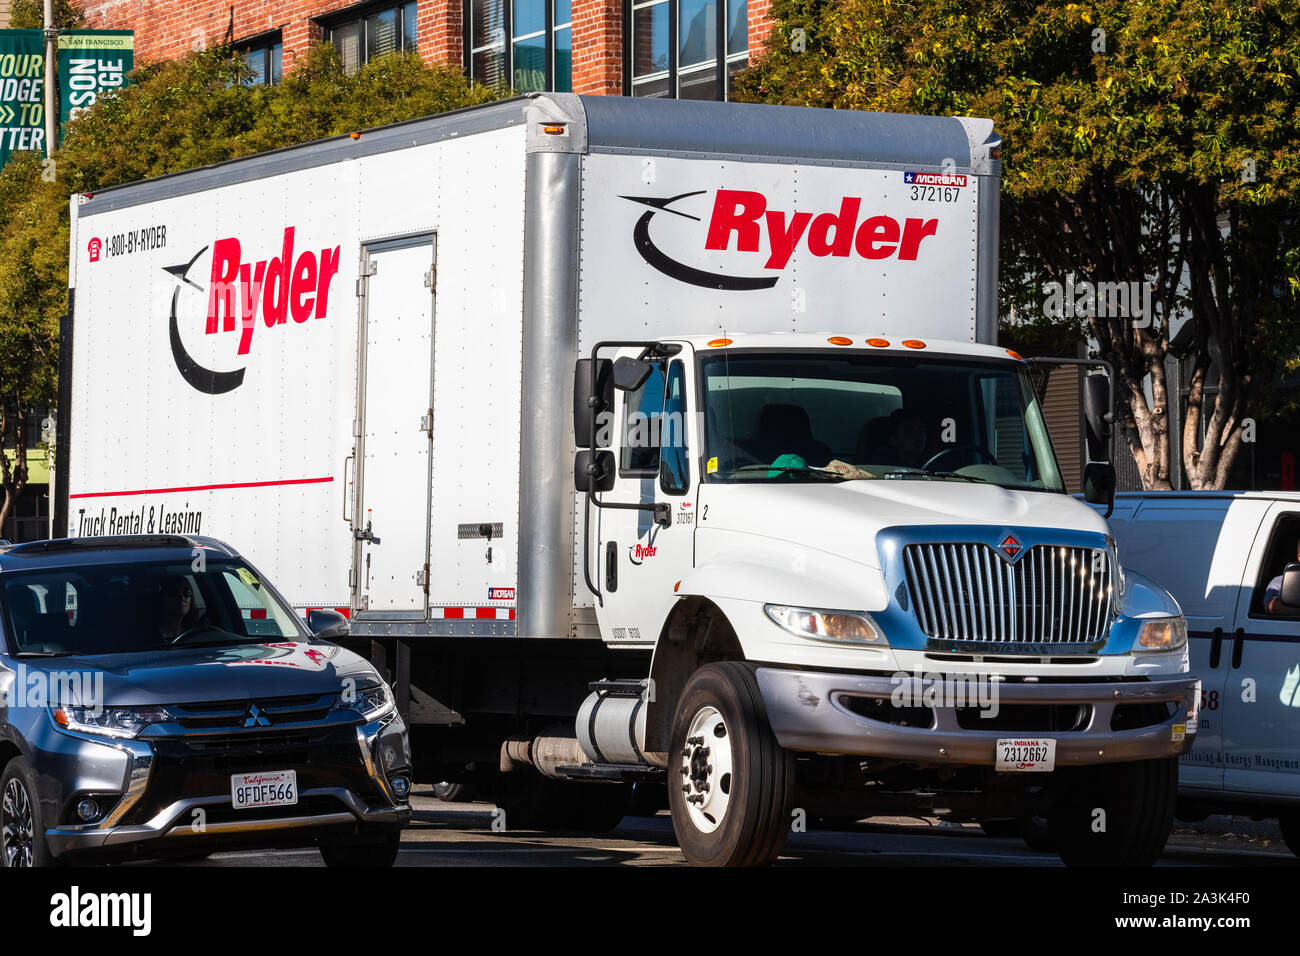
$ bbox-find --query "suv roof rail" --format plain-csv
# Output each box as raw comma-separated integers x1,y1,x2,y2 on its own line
3,535,237,557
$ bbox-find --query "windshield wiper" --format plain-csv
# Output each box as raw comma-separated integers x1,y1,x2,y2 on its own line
728,464,845,481
923,470,991,483
14,650,75,658
881,469,989,484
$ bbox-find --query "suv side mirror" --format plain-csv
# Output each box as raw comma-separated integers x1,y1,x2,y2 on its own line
1083,373,1112,462
1083,461,1116,518
1282,563,1300,607
307,608,350,640
575,449,616,493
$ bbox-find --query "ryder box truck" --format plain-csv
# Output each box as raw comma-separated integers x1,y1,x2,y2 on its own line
61,93,1198,866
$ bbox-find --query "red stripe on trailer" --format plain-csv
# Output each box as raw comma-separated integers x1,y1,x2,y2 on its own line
442,608,464,619
70,475,334,499
249,609,267,619
427,607,515,620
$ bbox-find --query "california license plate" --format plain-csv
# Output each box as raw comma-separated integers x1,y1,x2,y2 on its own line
995,738,1056,772
231,770,298,809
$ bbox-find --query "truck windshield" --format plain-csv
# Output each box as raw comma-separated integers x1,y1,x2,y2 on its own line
700,351,1065,492
0,559,306,656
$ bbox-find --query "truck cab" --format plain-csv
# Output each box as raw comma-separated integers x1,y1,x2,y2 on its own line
576,333,1199,865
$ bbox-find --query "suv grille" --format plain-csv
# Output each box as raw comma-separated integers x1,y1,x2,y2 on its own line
166,693,335,732
903,542,1114,646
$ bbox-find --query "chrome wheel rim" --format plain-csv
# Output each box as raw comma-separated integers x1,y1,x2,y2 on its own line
678,706,733,834
1,778,34,868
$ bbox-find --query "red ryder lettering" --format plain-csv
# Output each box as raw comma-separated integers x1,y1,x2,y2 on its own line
205,227,342,355
704,189,940,269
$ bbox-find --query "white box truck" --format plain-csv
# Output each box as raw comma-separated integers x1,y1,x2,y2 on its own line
60,93,1199,866
1101,491,1300,856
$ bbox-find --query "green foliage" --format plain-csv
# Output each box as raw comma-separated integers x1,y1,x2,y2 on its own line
8,0,82,29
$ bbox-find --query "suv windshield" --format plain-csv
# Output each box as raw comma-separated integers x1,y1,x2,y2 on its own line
1,558,305,656
700,351,1065,493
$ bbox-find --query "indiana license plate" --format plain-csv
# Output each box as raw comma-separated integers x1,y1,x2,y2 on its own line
231,770,298,809
995,738,1056,772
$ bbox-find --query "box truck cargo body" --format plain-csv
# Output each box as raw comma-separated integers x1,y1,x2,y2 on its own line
63,94,1198,866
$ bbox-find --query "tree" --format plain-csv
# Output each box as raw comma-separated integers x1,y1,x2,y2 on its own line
734,0,1300,489
8,0,82,29
0,43,504,538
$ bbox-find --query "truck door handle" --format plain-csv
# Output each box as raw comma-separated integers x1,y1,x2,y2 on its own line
1230,627,1245,669
354,521,381,545
605,541,618,593
1208,627,1223,669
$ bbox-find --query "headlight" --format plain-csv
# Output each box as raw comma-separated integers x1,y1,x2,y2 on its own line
764,605,885,645
51,705,172,738
1136,616,1187,651
333,678,394,720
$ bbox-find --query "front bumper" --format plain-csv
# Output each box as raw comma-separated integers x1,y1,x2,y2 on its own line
38,712,411,860
757,667,1198,767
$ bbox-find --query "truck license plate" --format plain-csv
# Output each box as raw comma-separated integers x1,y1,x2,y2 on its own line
995,739,1056,772
231,770,298,809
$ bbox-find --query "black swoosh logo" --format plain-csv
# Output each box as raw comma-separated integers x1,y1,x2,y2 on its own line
166,246,246,395
621,192,778,291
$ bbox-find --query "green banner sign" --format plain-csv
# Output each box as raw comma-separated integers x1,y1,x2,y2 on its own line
0,29,46,166
58,30,133,140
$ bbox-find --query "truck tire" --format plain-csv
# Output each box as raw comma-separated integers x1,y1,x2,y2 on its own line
432,781,468,802
318,830,402,867
1048,757,1177,866
1,757,53,868
1279,812,1300,858
668,662,795,867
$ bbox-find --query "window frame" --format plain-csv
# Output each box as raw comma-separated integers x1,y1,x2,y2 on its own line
1249,513,1300,619
625,0,746,101
325,0,421,73
238,32,284,86
463,0,573,93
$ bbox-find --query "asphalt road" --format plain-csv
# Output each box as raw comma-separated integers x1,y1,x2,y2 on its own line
168,787,1298,867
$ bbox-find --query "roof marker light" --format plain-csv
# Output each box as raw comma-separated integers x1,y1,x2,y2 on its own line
708,338,733,347
866,338,891,348
902,339,926,349
542,124,565,135
1006,349,1024,360
827,336,853,346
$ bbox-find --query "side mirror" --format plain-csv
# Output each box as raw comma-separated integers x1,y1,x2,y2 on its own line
613,356,653,392
573,359,613,448
1083,461,1116,518
575,449,616,493
1083,373,1112,462
307,608,350,641
1282,563,1300,607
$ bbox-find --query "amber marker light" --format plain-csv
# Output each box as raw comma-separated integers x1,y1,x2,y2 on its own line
1006,349,1024,360
865,338,891,348
708,338,733,347
827,336,853,346
902,339,927,349
542,124,565,135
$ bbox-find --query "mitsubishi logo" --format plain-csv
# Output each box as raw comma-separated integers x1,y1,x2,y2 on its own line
998,534,1023,559
243,704,271,728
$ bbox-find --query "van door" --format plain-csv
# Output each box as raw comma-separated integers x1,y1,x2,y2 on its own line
590,350,698,646
1222,505,1300,797
351,234,436,615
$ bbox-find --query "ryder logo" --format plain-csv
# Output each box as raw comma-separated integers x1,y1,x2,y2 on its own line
87,237,101,262
163,227,341,395
622,189,941,290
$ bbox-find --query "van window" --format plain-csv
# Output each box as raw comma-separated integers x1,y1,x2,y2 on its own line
620,360,667,477
660,360,690,496
1251,513,1300,618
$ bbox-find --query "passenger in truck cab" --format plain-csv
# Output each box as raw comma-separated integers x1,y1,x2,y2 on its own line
155,576,199,640
1262,534,1300,616
859,408,930,469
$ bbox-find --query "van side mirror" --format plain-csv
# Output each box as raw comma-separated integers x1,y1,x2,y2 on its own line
1083,373,1112,462
307,608,350,640
613,356,653,392
1282,563,1300,607
573,359,613,449
1083,461,1116,518
575,450,616,493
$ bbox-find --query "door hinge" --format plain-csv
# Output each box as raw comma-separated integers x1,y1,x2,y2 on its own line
424,266,436,289
419,409,433,436
416,564,429,591
357,594,369,611
360,259,378,277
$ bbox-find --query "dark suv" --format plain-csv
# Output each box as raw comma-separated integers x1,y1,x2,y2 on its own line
0,535,411,867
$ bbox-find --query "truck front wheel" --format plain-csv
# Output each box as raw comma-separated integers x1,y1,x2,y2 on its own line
668,662,794,867
1048,757,1177,866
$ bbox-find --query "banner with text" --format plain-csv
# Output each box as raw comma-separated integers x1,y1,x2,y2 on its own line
58,30,133,142
0,29,45,166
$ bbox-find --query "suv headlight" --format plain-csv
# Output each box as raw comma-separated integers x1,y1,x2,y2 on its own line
51,705,172,738
332,678,394,720
1136,616,1187,651
764,605,885,645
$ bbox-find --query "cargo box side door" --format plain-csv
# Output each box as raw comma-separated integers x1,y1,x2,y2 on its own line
352,234,437,614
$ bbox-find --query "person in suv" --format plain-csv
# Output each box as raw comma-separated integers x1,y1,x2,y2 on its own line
0,534,411,867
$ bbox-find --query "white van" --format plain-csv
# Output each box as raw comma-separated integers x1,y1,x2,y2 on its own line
1103,491,1300,855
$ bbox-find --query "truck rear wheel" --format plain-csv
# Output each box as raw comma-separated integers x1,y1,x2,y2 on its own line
668,662,794,867
1048,757,1177,866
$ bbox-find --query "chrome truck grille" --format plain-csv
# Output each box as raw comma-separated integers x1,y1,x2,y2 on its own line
902,543,1114,645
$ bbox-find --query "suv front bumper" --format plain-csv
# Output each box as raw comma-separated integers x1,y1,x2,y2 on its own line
37,712,411,860
757,667,1198,767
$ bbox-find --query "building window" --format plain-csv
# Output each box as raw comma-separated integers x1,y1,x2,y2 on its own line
465,0,572,93
240,36,283,85
328,1,420,73
629,0,747,100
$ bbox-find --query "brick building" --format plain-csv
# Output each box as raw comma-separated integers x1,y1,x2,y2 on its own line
76,0,774,99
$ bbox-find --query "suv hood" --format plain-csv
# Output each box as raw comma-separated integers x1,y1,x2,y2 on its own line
17,641,375,707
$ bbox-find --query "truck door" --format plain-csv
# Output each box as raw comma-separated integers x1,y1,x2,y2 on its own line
592,350,698,645
351,234,436,615
1222,504,1300,797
